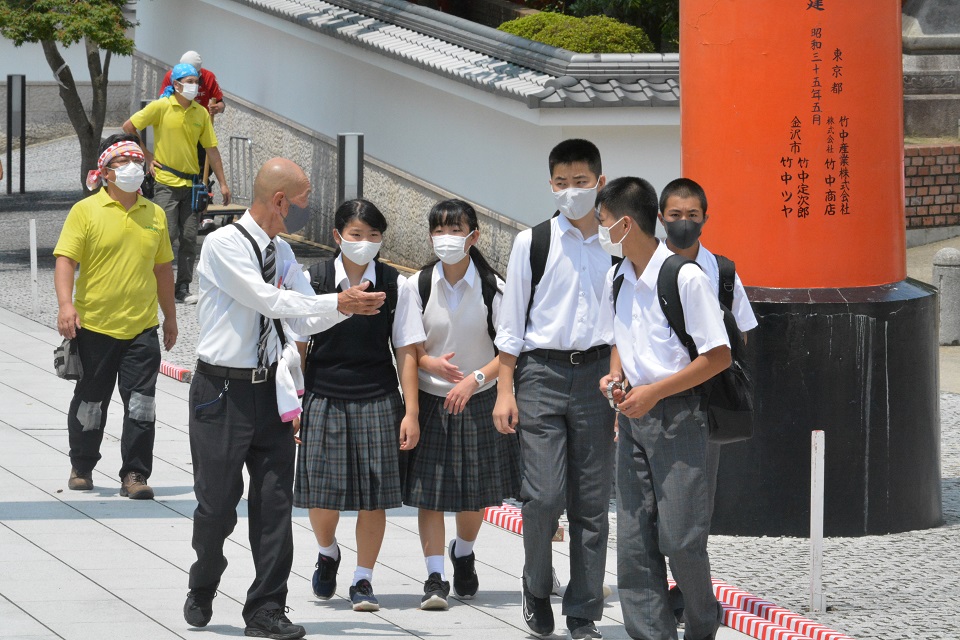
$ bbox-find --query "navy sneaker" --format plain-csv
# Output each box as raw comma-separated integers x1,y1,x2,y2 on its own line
312,550,340,599
420,572,451,610
522,577,554,637
448,539,479,598
349,579,379,612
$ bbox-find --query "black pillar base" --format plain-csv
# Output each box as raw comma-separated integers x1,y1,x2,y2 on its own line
712,279,943,537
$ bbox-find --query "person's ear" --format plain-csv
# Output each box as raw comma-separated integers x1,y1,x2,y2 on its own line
333,229,343,246
597,175,606,190
702,213,709,226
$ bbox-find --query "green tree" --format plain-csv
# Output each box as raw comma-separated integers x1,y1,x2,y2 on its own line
0,0,135,189
529,0,679,52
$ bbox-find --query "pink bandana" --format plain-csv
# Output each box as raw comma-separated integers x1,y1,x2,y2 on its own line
85,141,145,192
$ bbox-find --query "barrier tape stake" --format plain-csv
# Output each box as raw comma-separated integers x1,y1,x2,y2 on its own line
810,430,826,613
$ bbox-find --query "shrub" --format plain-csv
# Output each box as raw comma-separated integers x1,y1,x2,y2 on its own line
498,12,654,54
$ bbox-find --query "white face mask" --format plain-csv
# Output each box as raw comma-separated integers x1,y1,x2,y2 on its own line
598,217,630,259
552,179,600,221
339,238,381,265
178,82,199,101
432,233,471,265
110,162,145,193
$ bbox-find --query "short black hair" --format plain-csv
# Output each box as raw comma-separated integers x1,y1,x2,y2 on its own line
334,198,388,234
548,139,602,179
595,176,659,237
659,177,708,215
97,132,141,158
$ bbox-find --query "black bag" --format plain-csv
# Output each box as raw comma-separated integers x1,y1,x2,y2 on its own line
141,173,155,199
612,253,755,444
54,338,83,380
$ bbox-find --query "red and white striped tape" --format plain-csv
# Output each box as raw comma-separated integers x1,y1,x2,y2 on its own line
159,360,192,383
483,502,854,640
484,503,523,535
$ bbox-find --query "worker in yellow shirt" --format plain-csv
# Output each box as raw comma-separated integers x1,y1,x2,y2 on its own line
123,63,231,304
54,134,178,499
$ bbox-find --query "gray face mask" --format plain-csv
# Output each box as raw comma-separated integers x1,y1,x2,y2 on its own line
283,202,312,234
663,219,704,250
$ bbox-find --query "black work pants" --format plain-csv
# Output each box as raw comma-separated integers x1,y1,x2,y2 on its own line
187,369,296,622
68,326,160,479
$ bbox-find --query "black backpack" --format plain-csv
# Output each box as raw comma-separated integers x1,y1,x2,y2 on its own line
307,257,399,322
613,253,755,444
527,213,619,327
418,264,499,344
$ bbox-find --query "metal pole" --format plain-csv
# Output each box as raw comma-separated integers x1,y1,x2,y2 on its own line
7,75,26,194
810,430,826,612
29,219,38,315
337,133,364,204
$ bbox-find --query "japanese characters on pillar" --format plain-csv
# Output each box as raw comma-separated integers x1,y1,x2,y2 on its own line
680,0,905,288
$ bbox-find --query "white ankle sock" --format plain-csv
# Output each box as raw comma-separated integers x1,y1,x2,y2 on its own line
318,539,339,560
425,555,445,580
352,566,373,587
453,535,475,558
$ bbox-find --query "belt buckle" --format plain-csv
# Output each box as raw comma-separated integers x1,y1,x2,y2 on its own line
569,351,584,366
251,367,269,384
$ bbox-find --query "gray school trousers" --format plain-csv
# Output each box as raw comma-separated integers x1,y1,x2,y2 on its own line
617,392,721,640
515,351,616,621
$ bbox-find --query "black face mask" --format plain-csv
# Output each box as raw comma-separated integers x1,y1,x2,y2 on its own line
663,219,704,250
283,202,312,234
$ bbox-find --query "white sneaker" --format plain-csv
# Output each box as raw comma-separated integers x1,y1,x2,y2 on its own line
183,293,198,305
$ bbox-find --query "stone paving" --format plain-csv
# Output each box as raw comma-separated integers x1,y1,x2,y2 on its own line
1,133,959,639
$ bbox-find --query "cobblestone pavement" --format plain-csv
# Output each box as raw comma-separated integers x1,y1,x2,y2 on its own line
2,133,959,639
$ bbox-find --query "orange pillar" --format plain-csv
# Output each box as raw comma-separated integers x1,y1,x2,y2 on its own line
679,0,941,536
681,0,905,288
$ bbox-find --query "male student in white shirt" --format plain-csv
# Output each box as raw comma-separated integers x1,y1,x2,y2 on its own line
595,176,730,640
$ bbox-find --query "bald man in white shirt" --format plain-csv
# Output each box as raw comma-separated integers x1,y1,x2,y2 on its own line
183,158,384,639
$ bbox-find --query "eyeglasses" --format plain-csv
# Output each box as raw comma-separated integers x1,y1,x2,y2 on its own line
107,157,145,169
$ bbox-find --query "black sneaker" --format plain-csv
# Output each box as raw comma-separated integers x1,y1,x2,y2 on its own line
448,539,479,598
420,572,450,610
668,584,685,627
521,577,554,637
183,587,217,627
349,579,379,612
312,550,340,599
566,616,602,640
244,606,305,639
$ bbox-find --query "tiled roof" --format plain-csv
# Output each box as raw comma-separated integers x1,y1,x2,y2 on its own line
230,0,679,108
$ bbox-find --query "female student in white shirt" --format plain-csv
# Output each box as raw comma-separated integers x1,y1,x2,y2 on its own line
394,199,522,611
293,199,416,613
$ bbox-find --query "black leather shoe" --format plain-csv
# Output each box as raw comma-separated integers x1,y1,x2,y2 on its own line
183,587,216,627
244,606,305,639
448,539,479,598
521,577,554,637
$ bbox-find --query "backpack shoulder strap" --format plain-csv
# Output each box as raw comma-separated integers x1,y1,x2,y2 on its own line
417,266,433,313
611,259,626,307
306,258,337,295
657,253,699,362
378,261,400,319
231,222,286,349
525,218,553,327
715,254,736,311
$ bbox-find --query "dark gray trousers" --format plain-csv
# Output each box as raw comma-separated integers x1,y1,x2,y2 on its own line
152,183,196,288
617,393,720,640
516,352,616,621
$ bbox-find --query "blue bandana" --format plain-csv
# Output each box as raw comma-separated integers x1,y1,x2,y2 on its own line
160,63,199,97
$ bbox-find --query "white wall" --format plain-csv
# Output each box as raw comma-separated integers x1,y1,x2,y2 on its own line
132,0,680,227
0,39,131,83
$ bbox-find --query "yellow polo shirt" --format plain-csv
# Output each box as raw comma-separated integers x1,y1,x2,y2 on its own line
54,189,175,340
130,95,218,188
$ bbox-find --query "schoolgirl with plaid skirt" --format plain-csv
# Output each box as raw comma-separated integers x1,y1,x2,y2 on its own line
293,199,417,613
394,199,522,611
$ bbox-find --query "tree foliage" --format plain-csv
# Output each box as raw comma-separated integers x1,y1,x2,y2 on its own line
499,11,654,54
0,0,135,189
526,0,678,52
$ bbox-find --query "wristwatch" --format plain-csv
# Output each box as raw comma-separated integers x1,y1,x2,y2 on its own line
472,370,485,386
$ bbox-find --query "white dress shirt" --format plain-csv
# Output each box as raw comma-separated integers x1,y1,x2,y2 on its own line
495,215,614,356
394,260,502,395
195,212,347,368
694,244,759,333
600,241,729,388
331,253,407,344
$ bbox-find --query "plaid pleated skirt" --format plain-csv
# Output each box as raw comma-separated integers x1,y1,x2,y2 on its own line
294,389,404,511
404,386,522,512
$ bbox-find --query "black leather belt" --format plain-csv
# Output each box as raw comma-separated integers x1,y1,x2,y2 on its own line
528,345,611,366
196,360,277,383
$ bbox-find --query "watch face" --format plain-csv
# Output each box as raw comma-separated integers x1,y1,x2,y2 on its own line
474,371,485,384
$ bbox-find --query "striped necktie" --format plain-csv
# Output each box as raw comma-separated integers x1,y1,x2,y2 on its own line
256,241,276,369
